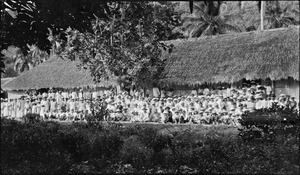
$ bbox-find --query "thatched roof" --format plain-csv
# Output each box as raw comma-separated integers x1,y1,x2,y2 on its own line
160,26,299,86
2,55,116,91
1,77,15,86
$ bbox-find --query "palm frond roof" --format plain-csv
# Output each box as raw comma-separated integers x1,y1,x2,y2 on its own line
160,26,299,86
2,55,116,91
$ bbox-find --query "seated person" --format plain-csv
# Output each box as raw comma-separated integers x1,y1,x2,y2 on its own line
121,108,129,121
140,106,150,122
172,110,181,124
129,103,140,122
149,108,161,122
201,110,211,124
163,107,173,123
211,111,219,125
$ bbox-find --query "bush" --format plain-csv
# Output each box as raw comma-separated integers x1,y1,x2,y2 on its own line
22,113,42,124
1,118,299,174
238,104,299,142
119,135,153,169
1,118,72,174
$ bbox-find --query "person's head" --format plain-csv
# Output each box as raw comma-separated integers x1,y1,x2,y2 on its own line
165,107,170,111
180,102,185,107
271,95,276,100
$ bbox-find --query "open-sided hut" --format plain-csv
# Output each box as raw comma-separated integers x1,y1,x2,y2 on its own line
2,55,116,97
159,26,299,100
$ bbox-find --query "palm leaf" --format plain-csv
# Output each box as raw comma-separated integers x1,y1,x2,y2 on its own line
191,22,209,37
221,13,243,23
193,3,210,20
182,22,198,31
182,16,204,23
219,23,241,32
292,9,299,15
201,25,213,36
282,4,292,14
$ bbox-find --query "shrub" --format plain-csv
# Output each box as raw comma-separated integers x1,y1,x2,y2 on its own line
119,135,153,169
22,113,42,124
238,104,299,142
1,118,72,174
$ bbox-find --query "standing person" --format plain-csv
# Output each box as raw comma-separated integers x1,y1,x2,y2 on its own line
284,95,291,108
69,98,76,113
62,90,68,99
278,94,286,108
36,101,41,116
290,97,297,110
78,89,84,100
246,96,256,112
255,94,263,110
16,98,21,119
56,90,63,104
72,89,78,100
152,85,160,98
19,97,26,118
41,97,49,118
203,85,210,96
160,88,166,99
2,99,8,117
40,101,46,120
78,98,86,114
24,98,32,115
7,99,13,118
12,98,17,119
31,102,37,114
50,98,57,116
49,89,55,99
42,91,48,99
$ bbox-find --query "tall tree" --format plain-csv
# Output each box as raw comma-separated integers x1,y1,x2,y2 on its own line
177,1,241,38
1,0,112,53
51,2,176,88
254,1,299,29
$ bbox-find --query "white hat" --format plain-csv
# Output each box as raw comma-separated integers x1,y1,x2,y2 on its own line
279,94,286,97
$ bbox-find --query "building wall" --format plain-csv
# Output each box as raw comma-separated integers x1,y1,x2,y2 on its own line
7,91,26,99
274,78,299,101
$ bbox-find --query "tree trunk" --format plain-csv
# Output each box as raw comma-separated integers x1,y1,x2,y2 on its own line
260,1,264,30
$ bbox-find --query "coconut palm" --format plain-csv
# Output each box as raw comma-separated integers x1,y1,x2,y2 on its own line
254,1,299,29
178,1,241,38
14,55,34,73
26,44,49,66
1,45,23,65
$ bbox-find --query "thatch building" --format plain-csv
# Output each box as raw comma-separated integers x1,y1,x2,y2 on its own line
2,55,116,98
159,26,299,99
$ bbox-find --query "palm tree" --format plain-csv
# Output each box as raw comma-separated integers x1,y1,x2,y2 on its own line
266,1,299,27
1,45,24,65
254,1,299,29
178,1,241,38
26,44,49,66
14,55,34,73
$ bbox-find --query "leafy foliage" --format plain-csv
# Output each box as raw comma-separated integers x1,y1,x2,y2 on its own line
2,0,112,51
253,1,300,29
1,118,299,174
1,44,49,75
51,2,177,87
238,104,299,142
176,1,241,38
22,113,42,124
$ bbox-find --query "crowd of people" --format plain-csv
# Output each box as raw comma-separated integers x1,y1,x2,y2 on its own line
1,83,299,125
